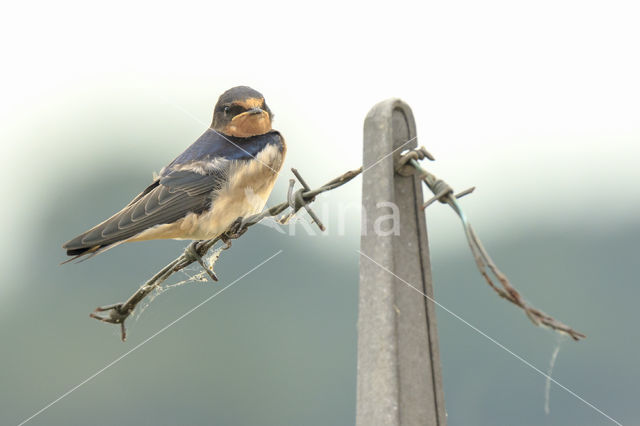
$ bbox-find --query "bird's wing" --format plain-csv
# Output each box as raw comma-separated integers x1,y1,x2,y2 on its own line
63,162,230,253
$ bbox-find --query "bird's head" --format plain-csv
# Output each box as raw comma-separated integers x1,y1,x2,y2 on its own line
211,86,273,138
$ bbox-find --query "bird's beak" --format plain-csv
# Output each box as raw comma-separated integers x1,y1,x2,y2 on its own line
247,107,264,116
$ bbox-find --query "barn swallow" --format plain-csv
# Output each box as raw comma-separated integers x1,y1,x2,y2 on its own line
63,86,286,262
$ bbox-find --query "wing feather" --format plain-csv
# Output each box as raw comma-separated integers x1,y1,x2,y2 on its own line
63,166,228,251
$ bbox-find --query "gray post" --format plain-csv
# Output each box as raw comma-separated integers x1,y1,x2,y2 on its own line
357,99,446,426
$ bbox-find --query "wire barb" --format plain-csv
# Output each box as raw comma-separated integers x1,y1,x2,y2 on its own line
290,168,326,231
398,148,585,341
396,146,436,176
455,186,476,199
184,241,219,281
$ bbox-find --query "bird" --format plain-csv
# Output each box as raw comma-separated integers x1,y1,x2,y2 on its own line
63,86,286,263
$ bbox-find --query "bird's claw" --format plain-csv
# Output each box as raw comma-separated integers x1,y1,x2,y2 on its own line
90,303,130,341
226,217,248,239
184,241,218,281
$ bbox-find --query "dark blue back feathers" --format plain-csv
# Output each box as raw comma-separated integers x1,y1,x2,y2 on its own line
166,129,283,173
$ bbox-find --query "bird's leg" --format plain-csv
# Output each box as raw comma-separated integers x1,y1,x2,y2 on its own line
226,216,248,239
220,217,246,249
89,303,131,341
184,241,219,282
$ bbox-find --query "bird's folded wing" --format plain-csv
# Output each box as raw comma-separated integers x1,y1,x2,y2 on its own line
63,166,229,250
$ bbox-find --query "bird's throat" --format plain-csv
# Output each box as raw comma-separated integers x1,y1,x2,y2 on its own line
223,112,272,137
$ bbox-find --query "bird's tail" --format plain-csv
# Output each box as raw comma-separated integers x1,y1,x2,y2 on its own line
61,245,103,264
61,219,130,263
61,240,124,264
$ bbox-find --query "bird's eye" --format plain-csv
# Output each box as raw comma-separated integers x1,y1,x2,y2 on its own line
224,106,230,115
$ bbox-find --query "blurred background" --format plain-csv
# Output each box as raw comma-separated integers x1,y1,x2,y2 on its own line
1,1,639,425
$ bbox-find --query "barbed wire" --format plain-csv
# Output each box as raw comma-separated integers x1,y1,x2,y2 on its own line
89,149,584,342
398,147,585,341
89,167,362,341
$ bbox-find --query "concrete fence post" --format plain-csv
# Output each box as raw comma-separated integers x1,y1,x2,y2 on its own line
356,99,446,426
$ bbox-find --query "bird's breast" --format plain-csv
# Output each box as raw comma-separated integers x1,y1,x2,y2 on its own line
186,143,285,239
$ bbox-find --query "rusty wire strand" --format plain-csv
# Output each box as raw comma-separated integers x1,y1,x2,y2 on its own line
405,154,585,341
90,167,362,341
